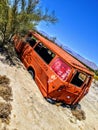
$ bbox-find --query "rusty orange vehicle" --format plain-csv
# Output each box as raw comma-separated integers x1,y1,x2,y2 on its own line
13,30,94,108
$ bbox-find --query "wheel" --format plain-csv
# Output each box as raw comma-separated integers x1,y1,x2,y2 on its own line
71,103,81,110
28,69,35,79
45,98,56,104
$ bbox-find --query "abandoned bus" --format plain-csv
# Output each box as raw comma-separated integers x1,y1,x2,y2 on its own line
13,30,94,107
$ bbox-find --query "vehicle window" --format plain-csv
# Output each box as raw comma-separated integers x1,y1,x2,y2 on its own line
26,36,37,47
34,43,55,64
71,71,86,87
51,58,71,80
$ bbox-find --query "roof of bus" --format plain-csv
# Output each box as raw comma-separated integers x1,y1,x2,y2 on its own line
31,31,94,76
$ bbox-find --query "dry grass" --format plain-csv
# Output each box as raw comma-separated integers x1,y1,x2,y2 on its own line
0,102,12,124
0,85,12,101
0,75,12,101
0,75,10,86
71,108,86,121
0,75,12,124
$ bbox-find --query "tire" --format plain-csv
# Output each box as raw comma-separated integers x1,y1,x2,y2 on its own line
71,103,81,110
28,69,35,79
45,98,56,104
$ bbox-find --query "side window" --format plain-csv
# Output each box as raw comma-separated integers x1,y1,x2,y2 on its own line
26,36,37,47
51,58,71,80
71,71,86,87
34,43,55,64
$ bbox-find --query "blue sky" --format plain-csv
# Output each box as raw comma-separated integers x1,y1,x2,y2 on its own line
37,0,98,66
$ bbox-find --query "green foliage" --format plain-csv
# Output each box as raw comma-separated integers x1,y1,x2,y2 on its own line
0,0,58,65
0,0,58,46
0,0,9,43
94,70,98,76
94,75,98,81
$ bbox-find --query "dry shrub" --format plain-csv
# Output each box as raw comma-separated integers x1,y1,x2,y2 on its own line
0,75,12,124
0,75,12,101
0,85,12,101
0,75,10,86
0,102,12,123
71,108,86,121
94,75,98,81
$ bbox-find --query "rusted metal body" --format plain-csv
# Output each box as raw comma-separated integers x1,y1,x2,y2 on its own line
13,31,94,106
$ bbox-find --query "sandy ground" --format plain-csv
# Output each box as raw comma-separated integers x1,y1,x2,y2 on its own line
0,54,98,130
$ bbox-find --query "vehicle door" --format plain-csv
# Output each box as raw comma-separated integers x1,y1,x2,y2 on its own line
34,42,55,92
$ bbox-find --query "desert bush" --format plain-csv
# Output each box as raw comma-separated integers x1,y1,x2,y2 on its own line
94,75,98,81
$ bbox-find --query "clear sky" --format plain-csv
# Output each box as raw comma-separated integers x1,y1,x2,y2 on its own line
37,0,98,66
